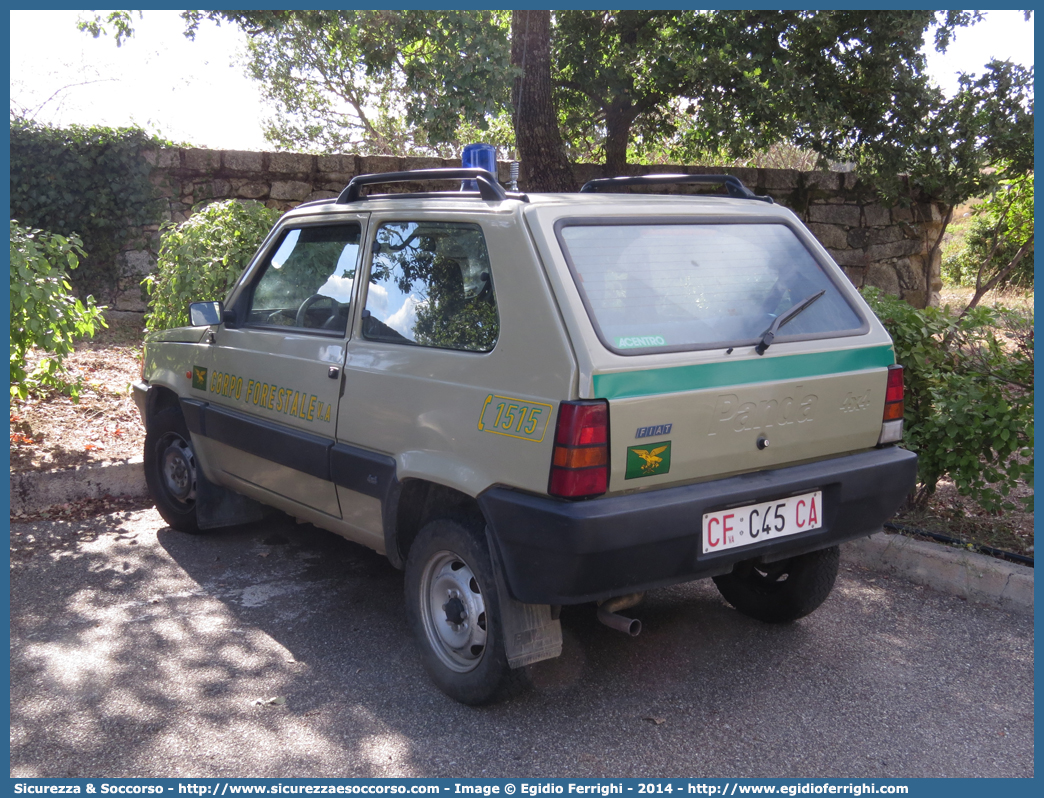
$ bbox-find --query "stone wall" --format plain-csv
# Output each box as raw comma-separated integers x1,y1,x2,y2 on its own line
108,147,945,312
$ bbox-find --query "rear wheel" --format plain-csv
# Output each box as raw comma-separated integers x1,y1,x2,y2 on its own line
144,407,201,534
713,546,840,623
404,518,519,705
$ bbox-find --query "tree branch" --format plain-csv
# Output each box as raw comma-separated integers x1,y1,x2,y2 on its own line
964,235,1034,315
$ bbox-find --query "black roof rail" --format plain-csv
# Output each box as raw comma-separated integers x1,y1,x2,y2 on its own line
337,168,511,204
579,173,774,203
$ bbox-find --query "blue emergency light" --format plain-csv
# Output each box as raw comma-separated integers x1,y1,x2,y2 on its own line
461,143,497,191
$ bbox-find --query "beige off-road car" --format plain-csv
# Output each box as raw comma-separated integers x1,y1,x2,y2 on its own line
133,168,916,704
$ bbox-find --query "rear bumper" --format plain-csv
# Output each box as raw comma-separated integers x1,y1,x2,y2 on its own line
478,446,917,604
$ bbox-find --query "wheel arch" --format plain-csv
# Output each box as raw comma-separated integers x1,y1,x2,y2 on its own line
143,384,183,427
386,478,487,570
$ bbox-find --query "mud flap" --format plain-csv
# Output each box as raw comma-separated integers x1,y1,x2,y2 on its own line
196,467,265,530
487,529,563,668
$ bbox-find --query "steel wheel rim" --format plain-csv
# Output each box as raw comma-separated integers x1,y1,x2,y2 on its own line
158,432,197,509
419,550,488,673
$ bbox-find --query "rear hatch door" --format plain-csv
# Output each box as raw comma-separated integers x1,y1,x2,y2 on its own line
526,202,894,491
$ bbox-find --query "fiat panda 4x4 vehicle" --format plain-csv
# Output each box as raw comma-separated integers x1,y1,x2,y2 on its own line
133,168,916,704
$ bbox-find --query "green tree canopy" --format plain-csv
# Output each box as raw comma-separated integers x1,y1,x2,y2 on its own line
218,10,515,156
180,11,1003,175
551,11,952,170
82,10,1032,202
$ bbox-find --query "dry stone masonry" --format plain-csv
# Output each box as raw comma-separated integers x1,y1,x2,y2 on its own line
110,147,945,313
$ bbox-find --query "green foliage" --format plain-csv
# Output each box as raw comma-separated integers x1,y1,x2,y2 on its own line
553,10,949,170
182,10,988,177
856,59,1033,310
858,60,1034,209
10,222,107,400
76,10,140,46
212,10,514,156
9,119,168,300
864,288,1033,514
942,174,1034,289
145,200,281,332
82,9,1030,205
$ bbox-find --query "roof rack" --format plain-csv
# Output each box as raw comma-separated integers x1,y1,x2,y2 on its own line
579,173,773,203
336,168,526,204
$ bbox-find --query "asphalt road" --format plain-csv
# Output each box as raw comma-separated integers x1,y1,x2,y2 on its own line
10,507,1034,779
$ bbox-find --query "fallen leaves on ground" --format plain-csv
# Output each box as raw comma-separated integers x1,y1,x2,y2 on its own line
11,495,154,525
10,496,156,566
10,316,146,473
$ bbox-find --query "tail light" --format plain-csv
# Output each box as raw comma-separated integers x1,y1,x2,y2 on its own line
878,364,904,444
549,400,609,498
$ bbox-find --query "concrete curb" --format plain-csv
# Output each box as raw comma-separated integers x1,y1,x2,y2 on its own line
10,458,149,515
10,461,1034,614
843,531,1034,615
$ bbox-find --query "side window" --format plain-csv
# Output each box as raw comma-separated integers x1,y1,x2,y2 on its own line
362,221,500,352
245,224,361,334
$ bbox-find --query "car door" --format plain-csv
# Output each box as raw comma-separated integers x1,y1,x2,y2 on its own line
192,217,367,520
338,217,508,510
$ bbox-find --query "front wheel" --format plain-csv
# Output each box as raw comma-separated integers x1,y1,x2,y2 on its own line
404,518,519,705
143,407,202,534
713,546,840,623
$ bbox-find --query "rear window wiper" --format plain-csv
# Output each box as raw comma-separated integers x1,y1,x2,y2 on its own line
755,289,826,355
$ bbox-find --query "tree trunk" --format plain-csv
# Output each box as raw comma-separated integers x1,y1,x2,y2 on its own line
604,99,636,175
921,203,952,310
511,10,577,192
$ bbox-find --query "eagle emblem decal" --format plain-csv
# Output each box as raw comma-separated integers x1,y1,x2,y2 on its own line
625,441,672,479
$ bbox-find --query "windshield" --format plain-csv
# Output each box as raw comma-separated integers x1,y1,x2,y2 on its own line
557,221,864,353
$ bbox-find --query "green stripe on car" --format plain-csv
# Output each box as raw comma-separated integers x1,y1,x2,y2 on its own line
593,345,895,400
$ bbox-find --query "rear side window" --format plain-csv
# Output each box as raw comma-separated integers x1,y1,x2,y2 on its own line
557,221,865,353
362,221,499,352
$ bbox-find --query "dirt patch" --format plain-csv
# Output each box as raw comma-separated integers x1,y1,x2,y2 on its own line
10,314,146,472
938,285,1034,313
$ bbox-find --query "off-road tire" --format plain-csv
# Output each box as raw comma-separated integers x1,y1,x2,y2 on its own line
713,545,840,623
404,518,523,705
144,406,202,534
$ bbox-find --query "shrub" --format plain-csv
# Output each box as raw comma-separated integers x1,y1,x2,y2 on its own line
864,288,1033,514
10,120,168,301
10,222,107,400
144,200,281,332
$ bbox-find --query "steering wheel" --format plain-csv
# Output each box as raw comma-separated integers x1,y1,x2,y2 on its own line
295,294,338,328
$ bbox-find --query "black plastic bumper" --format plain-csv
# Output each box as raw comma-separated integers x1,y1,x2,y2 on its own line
478,447,917,605
131,381,150,423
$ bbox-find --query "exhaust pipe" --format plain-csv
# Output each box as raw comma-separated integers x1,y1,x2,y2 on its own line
597,592,644,636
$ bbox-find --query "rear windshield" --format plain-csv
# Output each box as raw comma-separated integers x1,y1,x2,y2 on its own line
557,221,865,353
